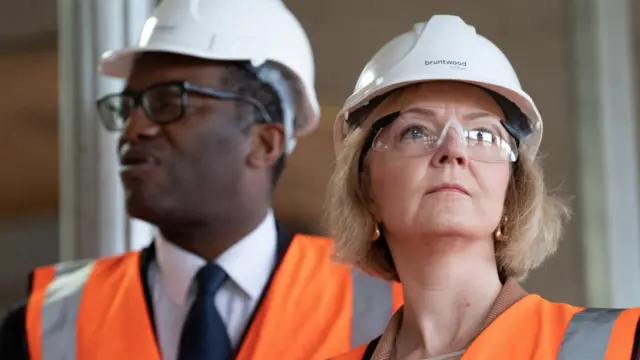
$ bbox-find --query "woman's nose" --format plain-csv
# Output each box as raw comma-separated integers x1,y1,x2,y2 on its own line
431,127,469,167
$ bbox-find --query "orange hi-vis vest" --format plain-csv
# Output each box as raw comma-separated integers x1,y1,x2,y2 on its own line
25,234,403,360
332,294,640,360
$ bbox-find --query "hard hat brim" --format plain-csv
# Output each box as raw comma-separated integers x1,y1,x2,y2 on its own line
98,44,254,78
99,45,320,137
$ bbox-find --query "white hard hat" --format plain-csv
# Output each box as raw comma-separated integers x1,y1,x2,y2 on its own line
334,15,542,158
99,0,320,153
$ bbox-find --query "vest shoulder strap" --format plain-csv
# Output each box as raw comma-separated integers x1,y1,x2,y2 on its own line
27,259,98,360
29,259,93,294
236,234,400,360
557,307,640,360
26,252,146,360
464,296,640,360
289,235,400,347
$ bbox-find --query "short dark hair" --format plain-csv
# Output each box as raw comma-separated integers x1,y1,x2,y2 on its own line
222,62,287,187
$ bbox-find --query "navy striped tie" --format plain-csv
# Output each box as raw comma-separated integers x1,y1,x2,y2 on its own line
178,263,231,360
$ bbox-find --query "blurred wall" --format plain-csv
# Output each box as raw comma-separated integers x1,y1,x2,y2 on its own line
1,0,640,308
0,37,59,308
0,0,56,40
633,0,640,159
0,37,58,217
0,216,57,307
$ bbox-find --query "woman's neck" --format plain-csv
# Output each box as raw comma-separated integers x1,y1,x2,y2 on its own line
390,235,502,360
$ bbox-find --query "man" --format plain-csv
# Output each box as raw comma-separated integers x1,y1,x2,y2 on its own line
0,0,402,359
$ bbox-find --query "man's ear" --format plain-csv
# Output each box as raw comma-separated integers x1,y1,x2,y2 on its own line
246,123,285,169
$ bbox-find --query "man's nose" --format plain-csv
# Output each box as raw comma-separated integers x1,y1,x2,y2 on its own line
118,108,161,149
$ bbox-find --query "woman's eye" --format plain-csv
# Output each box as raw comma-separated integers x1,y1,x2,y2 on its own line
469,128,500,143
475,126,496,134
400,125,428,140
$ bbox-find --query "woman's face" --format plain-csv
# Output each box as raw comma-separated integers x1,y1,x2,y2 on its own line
367,81,511,241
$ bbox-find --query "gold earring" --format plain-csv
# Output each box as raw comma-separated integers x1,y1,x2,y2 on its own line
372,224,381,241
494,216,508,242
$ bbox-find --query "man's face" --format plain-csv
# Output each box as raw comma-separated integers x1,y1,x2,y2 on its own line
118,53,253,227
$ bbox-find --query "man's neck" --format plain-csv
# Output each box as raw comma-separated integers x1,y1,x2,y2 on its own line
159,207,269,261
390,234,502,359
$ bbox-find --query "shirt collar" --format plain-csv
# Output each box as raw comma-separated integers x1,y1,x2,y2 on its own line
155,210,278,305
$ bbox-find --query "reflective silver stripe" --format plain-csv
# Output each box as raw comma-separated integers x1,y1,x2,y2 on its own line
40,260,96,360
351,269,393,348
557,308,623,360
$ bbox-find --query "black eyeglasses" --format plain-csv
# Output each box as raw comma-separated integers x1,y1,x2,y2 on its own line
95,81,272,131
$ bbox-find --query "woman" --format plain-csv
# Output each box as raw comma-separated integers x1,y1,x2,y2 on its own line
327,15,640,360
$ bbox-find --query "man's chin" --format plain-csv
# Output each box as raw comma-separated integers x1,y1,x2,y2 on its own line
125,191,162,225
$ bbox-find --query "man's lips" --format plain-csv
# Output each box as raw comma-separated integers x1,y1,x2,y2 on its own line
119,151,159,184
119,149,157,168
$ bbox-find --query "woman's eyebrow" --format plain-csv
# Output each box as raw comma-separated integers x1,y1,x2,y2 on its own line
401,107,500,121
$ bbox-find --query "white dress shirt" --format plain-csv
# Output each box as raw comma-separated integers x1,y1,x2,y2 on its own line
147,211,277,360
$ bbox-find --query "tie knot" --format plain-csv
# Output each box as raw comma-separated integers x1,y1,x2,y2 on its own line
195,263,227,296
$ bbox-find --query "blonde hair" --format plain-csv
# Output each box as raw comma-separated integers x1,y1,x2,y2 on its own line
327,124,570,281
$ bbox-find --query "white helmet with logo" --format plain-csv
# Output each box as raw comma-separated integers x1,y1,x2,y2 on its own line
99,0,320,154
334,15,542,158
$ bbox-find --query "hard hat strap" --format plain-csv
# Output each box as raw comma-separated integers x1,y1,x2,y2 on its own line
481,88,532,147
243,62,298,154
357,112,400,173
344,93,391,137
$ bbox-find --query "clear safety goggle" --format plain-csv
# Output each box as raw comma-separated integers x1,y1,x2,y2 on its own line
362,106,519,165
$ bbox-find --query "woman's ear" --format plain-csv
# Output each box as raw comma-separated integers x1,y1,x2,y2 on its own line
369,201,382,222
246,124,285,169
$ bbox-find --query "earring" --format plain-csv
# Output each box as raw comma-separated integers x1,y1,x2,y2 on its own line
494,216,508,242
372,224,381,241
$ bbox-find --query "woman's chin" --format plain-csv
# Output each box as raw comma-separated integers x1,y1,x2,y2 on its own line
414,213,488,239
